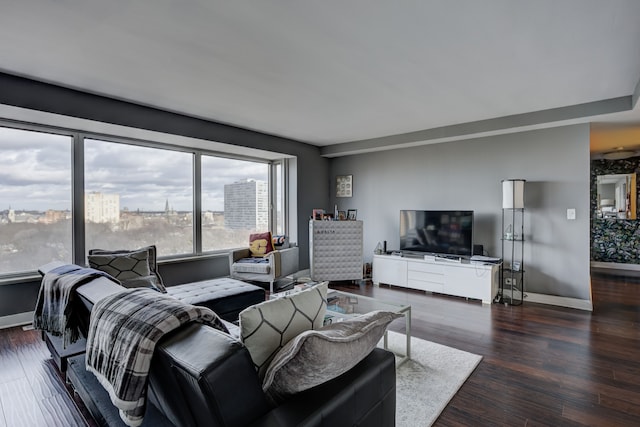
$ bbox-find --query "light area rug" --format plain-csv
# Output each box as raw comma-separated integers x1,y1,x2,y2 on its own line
380,331,482,427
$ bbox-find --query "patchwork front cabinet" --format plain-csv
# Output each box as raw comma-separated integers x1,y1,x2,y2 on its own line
309,220,363,281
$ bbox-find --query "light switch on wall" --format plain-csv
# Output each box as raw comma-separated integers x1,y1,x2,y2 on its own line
567,208,576,220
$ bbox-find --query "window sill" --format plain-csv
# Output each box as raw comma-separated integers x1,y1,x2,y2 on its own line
1,252,232,285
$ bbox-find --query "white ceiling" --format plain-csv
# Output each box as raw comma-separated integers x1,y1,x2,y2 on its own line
1,0,640,148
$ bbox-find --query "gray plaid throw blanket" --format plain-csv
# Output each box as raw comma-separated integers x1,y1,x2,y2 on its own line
33,264,119,348
85,287,228,427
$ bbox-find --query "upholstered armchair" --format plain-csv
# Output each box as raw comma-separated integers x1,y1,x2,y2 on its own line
229,237,299,294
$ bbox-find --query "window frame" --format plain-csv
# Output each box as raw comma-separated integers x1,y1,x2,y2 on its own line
0,121,76,278
199,151,272,255
270,158,289,236
0,119,285,279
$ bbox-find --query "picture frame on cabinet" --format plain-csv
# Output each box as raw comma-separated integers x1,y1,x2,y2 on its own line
347,209,357,220
338,210,347,220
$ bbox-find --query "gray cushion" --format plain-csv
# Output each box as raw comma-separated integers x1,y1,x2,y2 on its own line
166,278,263,304
88,245,166,293
232,262,271,274
166,277,265,322
262,310,402,403
239,282,328,380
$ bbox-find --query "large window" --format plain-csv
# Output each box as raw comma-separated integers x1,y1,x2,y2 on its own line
0,122,287,278
201,155,269,252
0,126,72,275
273,161,285,235
84,139,194,257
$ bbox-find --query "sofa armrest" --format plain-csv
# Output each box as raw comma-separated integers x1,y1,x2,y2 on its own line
230,248,252,264
152,324,271,427
267,250,282,277
38,260,68,275
278,247,299,278
265,247,298,279
249,348,395,427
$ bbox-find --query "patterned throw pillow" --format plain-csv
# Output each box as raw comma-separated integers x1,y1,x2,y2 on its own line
249,232,274,257
262,310,402,403
88,245,166,293
272,235,288,248
239,282,328,380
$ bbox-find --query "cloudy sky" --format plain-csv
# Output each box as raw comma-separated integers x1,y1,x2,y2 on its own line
0,127,268,212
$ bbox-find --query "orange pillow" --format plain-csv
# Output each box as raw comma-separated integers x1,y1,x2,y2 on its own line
249,232,274,257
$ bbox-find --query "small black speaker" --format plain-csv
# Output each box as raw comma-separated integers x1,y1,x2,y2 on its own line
473,244,484,256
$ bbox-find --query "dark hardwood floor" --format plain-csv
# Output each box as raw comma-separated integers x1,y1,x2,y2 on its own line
1,271,639,426
0,327,89,426
334,272,640,426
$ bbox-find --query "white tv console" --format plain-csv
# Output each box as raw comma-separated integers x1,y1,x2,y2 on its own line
372,254,500,304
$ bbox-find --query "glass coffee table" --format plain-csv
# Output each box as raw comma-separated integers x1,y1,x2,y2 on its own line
325,289,412,365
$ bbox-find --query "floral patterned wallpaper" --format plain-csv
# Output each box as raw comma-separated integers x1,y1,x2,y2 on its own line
591,157,640,263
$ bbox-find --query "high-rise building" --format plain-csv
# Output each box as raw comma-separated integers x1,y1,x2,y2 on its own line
85,192,120,223
224,179,268,230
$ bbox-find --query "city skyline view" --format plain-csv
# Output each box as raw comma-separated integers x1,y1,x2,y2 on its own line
0,128,269,212
0,125,282,275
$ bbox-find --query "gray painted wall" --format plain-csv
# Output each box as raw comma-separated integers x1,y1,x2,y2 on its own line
330,124,591,300
0,279,41,317
0,72,590,317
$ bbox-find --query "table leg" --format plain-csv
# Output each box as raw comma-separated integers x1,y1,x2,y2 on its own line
405,306,411,359
386,307,411,367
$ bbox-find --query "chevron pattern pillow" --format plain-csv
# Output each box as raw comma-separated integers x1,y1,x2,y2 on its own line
88,246,166,293
88,248,150,279
239,282,328,380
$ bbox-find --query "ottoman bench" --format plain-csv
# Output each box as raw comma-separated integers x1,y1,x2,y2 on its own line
166,277,265,322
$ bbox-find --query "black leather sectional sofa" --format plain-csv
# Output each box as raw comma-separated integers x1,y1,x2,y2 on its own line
58,272,397,427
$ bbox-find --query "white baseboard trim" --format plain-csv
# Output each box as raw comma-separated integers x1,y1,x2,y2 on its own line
0,311,34,329
526,293,592,311
590,261,640,271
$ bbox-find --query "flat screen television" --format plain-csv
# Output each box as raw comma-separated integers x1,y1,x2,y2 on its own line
399,210,474,257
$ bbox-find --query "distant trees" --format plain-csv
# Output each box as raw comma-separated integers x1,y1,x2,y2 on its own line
1,212,255,274
0,220,72,273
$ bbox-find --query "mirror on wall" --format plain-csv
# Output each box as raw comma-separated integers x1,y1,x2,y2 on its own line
596,173,637,219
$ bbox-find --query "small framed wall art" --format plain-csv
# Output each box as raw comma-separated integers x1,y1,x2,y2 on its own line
336,175,353,198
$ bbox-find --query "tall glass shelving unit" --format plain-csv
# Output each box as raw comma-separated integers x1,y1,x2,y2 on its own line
500,179,525,306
